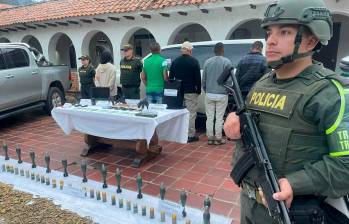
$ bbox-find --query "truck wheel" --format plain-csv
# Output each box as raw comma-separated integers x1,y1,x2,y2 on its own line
44,87,65,115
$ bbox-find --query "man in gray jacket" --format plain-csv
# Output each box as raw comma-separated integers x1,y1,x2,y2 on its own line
202,43,232,145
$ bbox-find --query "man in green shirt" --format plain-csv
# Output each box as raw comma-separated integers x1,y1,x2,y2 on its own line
141,42,168,104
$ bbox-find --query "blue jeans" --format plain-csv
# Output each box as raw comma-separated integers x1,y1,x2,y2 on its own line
146,92,163,104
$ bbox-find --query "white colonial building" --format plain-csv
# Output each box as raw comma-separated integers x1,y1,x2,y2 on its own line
0,0,348,90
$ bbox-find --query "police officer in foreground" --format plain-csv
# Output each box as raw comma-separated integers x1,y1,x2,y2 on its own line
224,0,349,223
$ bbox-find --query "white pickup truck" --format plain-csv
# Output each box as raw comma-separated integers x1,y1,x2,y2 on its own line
0,43,71,119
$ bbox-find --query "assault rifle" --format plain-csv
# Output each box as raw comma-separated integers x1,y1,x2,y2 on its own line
218,70,291,224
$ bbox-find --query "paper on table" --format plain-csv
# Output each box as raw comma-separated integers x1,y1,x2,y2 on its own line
79,99,92,106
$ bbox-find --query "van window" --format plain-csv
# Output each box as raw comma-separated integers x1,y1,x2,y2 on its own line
161,47,181,64
3,48,29,69
161,46,214,68
161,43,253,68
224,44,253,67
192,45,215,68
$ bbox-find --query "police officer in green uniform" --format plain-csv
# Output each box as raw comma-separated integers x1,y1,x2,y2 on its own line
78,55,96,99
120,44,143,99
224,0,349,223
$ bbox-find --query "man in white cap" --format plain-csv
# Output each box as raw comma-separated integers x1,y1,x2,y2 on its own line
169,41,201,142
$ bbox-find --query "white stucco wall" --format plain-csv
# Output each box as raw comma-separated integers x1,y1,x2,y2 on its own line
0,0,347,68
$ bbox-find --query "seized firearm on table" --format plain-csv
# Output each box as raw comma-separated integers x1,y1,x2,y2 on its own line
218,70,291,224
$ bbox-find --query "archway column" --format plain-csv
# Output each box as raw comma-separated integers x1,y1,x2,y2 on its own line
167,23,212,45
225,19,264,40
27,32,54,61
80,30,114,67
0,37,10,43
22,35,43,53
47,32,76,68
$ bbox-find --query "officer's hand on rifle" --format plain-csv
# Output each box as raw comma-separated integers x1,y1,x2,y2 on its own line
258,178,294,209
224,112,241,139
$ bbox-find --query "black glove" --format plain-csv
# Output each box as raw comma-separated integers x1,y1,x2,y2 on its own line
137,98,149,110
115,96,126,104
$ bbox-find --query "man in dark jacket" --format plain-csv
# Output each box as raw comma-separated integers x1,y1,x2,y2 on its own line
120,44,143,99
169,41,201,142
235,41,267,100
78,55,95,99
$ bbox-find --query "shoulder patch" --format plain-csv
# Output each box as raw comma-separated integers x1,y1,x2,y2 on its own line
327,75,349,86
257,72,272,82
299,67,335,86
301,73,325,86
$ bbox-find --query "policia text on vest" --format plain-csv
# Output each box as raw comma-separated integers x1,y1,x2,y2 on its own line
249,91,286,110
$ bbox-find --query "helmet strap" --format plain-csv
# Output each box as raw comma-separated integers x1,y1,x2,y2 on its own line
268,26,314,70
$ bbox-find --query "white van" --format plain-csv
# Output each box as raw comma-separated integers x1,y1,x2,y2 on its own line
117,39,266,114
339,56,349,77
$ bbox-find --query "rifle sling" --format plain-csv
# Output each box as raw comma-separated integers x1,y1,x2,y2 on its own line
231,150,256,185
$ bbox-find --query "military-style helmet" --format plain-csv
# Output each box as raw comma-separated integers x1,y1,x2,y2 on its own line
261,0,333,46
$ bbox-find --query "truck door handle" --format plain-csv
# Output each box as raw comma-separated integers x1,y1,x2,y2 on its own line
32,71,38,75
5,75,14,79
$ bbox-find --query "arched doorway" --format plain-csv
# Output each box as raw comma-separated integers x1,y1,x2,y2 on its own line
81,31,113,67
121,28,155,58
22,35,43,53
0,37,10,43
313,13,349,71
48,32,77,69
168,23,211,45
227,19,264,40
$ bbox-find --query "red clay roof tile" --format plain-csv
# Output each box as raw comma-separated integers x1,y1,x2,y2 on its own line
0,0,219,28
0,3,12,10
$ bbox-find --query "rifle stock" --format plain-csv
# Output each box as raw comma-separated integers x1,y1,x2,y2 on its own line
222,73,291,224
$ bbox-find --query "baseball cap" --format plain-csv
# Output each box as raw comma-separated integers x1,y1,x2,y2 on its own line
181,41,193,50
78,55,90,60
122,44,133,51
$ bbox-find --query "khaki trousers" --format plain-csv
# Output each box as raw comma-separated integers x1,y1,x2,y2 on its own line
184,93,199,137
205,95,228,139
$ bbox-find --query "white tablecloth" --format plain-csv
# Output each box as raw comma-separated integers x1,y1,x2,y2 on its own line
51,106,189,144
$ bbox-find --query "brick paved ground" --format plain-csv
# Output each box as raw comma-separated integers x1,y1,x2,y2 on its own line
0,109,241,223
